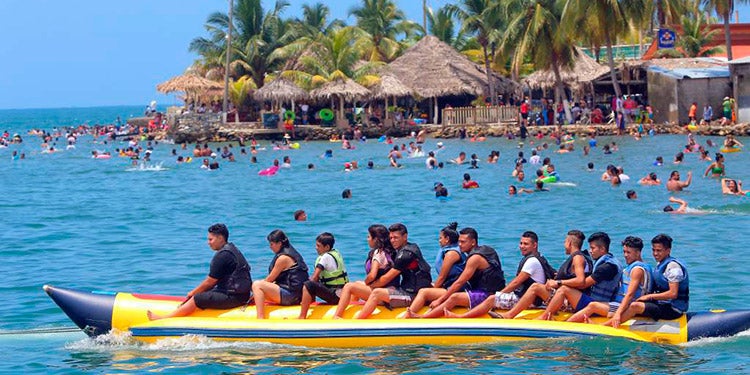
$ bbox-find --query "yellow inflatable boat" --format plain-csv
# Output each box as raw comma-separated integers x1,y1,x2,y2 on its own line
44,285,750,347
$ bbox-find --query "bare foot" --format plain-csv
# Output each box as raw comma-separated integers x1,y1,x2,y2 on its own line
583,314,592,324
146,310,162,321
403,308,420,319
487,311,506,319
332,316,342,320
444,308,461,318
536,312,551,321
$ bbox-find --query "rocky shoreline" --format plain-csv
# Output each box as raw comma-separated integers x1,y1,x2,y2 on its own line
153,114,750,142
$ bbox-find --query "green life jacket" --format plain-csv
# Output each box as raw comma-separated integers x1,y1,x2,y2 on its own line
316,249,349,287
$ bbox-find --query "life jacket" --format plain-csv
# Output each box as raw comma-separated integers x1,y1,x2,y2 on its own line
214,242,252,296
316,249,349,288
614,260,652,303
365,248,399,287
556,249,593,281
514,253,556,297
434,244,467,288
467,246,506,294
652,256,689,313
589,253,622,302
269,246,309,296
394,243,432,294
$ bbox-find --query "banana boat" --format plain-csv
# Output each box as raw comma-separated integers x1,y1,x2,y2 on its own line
44,285,750,347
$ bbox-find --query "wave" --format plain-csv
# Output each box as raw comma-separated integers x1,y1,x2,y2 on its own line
64,331,288,352
125,162,168,172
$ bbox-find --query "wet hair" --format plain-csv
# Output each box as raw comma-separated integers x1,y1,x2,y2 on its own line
368,224,392,251
441,222,460,244
307,163,314,169
587,162,594,169
389,223,408,235
316,232,335,248
567,230,585,248
663,205,674,212
267,229,290,247
463,173,471,181
459,227,478,242
208,223,229,241
656,156,663,162
715,152,724,160
670,170,679,179
621,236,644,251
367,160,374,168
649,172,657,180
542,157,551,165
626,190,637,199
651,233,673,249
535,180,544,189
293,210,305,220
509,185,517,194
675,152,684,161
522,231,538,244
342,189,352,199
588,232,611,251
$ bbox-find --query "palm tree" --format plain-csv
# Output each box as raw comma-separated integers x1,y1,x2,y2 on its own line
349,0,420,62
426,6,468,50
563,0,647,98
448,0,506,106
296,2,345,36
672,1,724,57
503,0,576,122
189,12,231,76
228,76,257,122
704,0,748,61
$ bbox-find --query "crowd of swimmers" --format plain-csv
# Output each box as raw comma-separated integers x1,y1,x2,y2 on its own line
148,223,689,327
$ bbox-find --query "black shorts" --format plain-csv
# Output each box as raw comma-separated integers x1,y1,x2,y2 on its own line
642,302,683,321
194,290,249,310
521,113,529,120
303,280,341,304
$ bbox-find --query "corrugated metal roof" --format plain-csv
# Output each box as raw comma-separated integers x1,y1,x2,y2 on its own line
648,65,730,79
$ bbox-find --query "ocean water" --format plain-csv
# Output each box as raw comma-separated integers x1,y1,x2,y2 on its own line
1,106,749,374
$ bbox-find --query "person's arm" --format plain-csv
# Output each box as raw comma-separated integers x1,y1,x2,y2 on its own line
682,171,692,187
371,267,401,288
187,276,219,299
637,281,680,302
669,196,688,212
434,250,461,289
364,258,382,285
610,267,645,328
721,179,732,194
310,265,323,282
264,255,294,283
704,163,714,177
500,271,530,294
432,255,483,306
562,255,587,289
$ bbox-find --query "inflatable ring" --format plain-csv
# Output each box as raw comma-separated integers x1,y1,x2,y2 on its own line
290,143,300,149
284,110,295,122
720,147,741,153
540,176,558,184
319,108,334,121
687,124,698,131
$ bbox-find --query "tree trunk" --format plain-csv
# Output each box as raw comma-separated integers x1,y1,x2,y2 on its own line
724,12,733,61
551,61,572,124
483,45,497,107
604,31,622,98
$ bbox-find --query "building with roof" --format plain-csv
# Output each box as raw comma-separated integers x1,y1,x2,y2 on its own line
642,23,750,61
728,56,750,122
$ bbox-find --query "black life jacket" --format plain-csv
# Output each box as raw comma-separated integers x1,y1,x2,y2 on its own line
556,249,593,281
214,242,252,296
467,245,506,293
395,243,432,294
269,246,309,296
514,253,556,297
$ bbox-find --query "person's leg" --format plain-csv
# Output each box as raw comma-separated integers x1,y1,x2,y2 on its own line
424,292,470,318
147,297,198,320
503,283,550,319
537,286,577,320
252,280,281,319
298,283,314,319
333,281,371,319
357,288,390,319
406,288,446,318
567,301,608,322
606,301,647,326
445,295,495,318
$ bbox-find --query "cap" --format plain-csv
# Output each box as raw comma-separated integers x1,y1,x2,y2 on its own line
437,142,443,146
724,96,730,100
434,182,443,188
210,152,217,158
283,134,291,139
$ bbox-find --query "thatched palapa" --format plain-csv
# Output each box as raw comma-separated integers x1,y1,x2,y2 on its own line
523,48,610,91
156,74,223,94
368,75,413,99
253,78,309,102
309,78,370,101
387,35,517,98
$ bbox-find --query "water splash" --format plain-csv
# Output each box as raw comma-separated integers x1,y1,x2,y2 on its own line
125,162,168,172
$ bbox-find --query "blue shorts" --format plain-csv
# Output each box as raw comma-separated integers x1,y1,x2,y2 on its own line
575,294,594,312
279,287,301,305
467,290,490,309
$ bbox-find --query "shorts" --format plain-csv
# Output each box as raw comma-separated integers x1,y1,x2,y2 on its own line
575,294,594,312
521,113,529,120
303,280,341,304
279,287,302,306
609,302,621,313
386,287,415,308
467,290,490,309
493,292,520,310
643,302,683,321
194,290,249,310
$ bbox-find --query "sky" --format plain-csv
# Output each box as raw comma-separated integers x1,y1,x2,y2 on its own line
0,0,747,110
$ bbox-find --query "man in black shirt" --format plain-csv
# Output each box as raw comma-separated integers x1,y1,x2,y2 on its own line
148,223,252,320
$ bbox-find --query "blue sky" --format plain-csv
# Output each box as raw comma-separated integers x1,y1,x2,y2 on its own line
0,0,746,109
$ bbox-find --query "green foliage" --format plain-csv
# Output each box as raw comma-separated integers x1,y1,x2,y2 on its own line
349,0,420,61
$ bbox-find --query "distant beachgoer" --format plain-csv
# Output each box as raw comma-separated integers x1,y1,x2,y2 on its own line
342,189,352,199
294,210,307,221
626,190,637,200
721,179,749,196
434,182,449,198
663,197,688,214
639,172,661,185
704,153,725,178
462,173,479,189
666,171,692,191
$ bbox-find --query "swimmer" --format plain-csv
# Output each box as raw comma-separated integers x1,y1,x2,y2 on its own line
626,190,637,200
587,162,594,171
703,153,725,178
666,170,692,191
674,152,684,164
663,197,688,214
721,179,749,196
654,156,664,166
294,210,307,221
342,189,352,199
639,172,661,185
434,182,449,197
462,173,479,189
451,151,467,164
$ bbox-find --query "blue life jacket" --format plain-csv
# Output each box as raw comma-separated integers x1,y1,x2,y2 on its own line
589,253,622,302
614,260,652,303
434,244,467,288
652,256,689,313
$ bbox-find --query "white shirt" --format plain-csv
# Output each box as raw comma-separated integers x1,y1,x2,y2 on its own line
520,257,547,284
316,252,338,272
529,155,541,165
664,261,685,283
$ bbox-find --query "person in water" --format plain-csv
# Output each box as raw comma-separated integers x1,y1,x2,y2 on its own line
666,170,692,192
462,173,479,189
147,224,252,320
356,223,432,319
332,225,397,319
298,232,349,319
252,230,309,319
293,210,307,221
639,172,661,185
663,196,688,213
721,179,749,196
434,182,449,198
445,231,555,318
703,153,725,178
603,234,689,322
537,232,622,321
405,223,467,318
568,236,651,325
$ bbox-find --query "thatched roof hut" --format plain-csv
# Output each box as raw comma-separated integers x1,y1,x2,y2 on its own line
310,78,371,123
523,48,611,91
253,77,308,102
368,75,413,99
387,35,517,98
156,74,223,94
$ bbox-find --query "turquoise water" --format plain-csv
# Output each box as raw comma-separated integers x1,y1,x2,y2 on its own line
1,106,749,373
